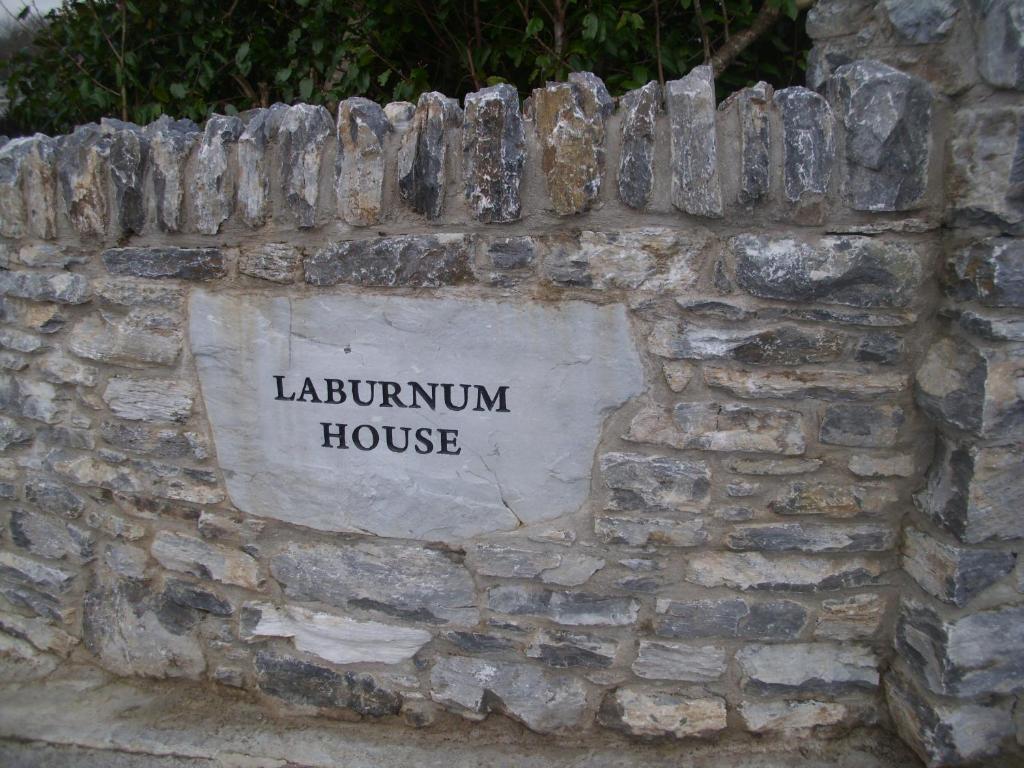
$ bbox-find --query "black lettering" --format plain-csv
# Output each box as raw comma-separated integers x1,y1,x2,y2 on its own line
350,379,377,406
321,422,348,448
438,429,462,455
274,375,296,401
409,382,437,410
297,377,321,403
324,378,346,404
383,425,411,452
473,384,510,413
352,424,380,450
414,427,434,454
380,381,407,408
442,383,470,411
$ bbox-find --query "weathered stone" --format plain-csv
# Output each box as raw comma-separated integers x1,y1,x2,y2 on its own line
100,421,206,460
161,578,230,616
0,271,91,304
525,628,617,669
541,228,707,291
0,550,75,621
820,404,905,447
241,601,429,665
662,361,693,392
21,136,58,239
903,527,1014,607
594,515,708,548
854,331,903,365
475,236,535,285
915,337,1023,438
599,688,726,739
102,377,195,423
883,0,957,43
739,699,851,735
726,457,823,476
667,65,722,218
235,105,285,228
145,116,199,232
0,351,26,371
305,234,471,287
977,0,1024,91
430,656,588,733
190,291,641,541
237,243,300,284
600,452,709,513
738,642,878,693
398,92,461,219
650,323,845,365
956,310,1024,342
103,542,149,579
277,103,332,227
771,481,891,518
150,532,259,589
627,401,805,456
849,453,915,478
686,552,884,592
443,630,515,654
728,522,896,553
57,124,110,236
0,610,77,657
68,315,181,367
805,0,875,38
0,415,30,450
255,651,401,716
948,107,1024,233
885,671,1014,768
135,461,223,506
12,379,64,424
10,507,93,561
943,238,1024,308
335,98,389,226
101,119,149,234
617,81,660,209
487,585,639,626
918,438,1023,546
192,114,242,234
0,296,67,333
272,541,477,626
47,453,141,494
655,597,807,641
829,61,932,211
103,246,224,280
705,365,908,399
814,593,886,641
0,326,44,353
632,639,726,682
462,84,525,223
94,277,184,309
732,235,921,308
895,599,1024,697
532,74,611,215
24,476,85,518
732,82,773,203
775,87,834,203
0,138,30,237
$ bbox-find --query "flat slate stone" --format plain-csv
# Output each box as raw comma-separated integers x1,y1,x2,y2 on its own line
103,248,224,281
617,81,660,210
398,92,461,219
188,291,642,541
667,65,723,218
336,97,390,226
462,84,525,223
145,116,200,233
774,87,835,202
305,234,472,287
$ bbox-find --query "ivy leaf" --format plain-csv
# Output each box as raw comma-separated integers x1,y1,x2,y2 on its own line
169,82,188,99
235,42,250,67
275,67,292,83
299,76,314,101
582,13,599,40
525,16,544,37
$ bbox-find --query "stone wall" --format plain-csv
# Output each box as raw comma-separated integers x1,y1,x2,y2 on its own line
0,2,1020,766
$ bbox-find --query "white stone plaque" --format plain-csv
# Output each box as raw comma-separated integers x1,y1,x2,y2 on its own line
188,291,643,541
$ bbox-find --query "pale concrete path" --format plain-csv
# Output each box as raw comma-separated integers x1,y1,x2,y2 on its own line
0,666,922,768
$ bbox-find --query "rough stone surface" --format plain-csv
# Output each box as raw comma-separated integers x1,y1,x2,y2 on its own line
704,365,908,400
977,0,1024,91
68,315,182,367
236,105,285,228
486,585,639,626
57,124,110,236
9,507,93,561
462,84,525,223
238,243,301,284
631,639,726,682
525,628,617,669
733,82,773,203
948,106,1024,233
599,452,709,513
0,138,30,237
430,656,588,733
727,522,896,553
278,104,332,227
241,601,430,664
883,0,957,44
102,377,195,423
190,291,642,541
652,323,845,366
732,235,921,308
151,532,259,589
902,527,1014,607
336,97,390,226
943,238,1024,308
398,92,461,219
828,60,932,211
667,66,722,218
103,247,224,281
146,117,199,232
655,598,808,641
599,689,727,739
686,552,884,592
814,594,886,641
820,404,904,447
192,114,242,235
895,600,1024,698
739,699,851,735
102,119,149,234
532,74,611,216
0,271,90,305
738,643,879,694
305,234,472,287
254,651,401,716
271,541,478,626
774,87,835,204
20,136,58,239
617,82,660,209
594,516,708,548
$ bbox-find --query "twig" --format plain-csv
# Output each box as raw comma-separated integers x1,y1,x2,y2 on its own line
709,1,781,74
693,0,712,64
652,0,664,86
